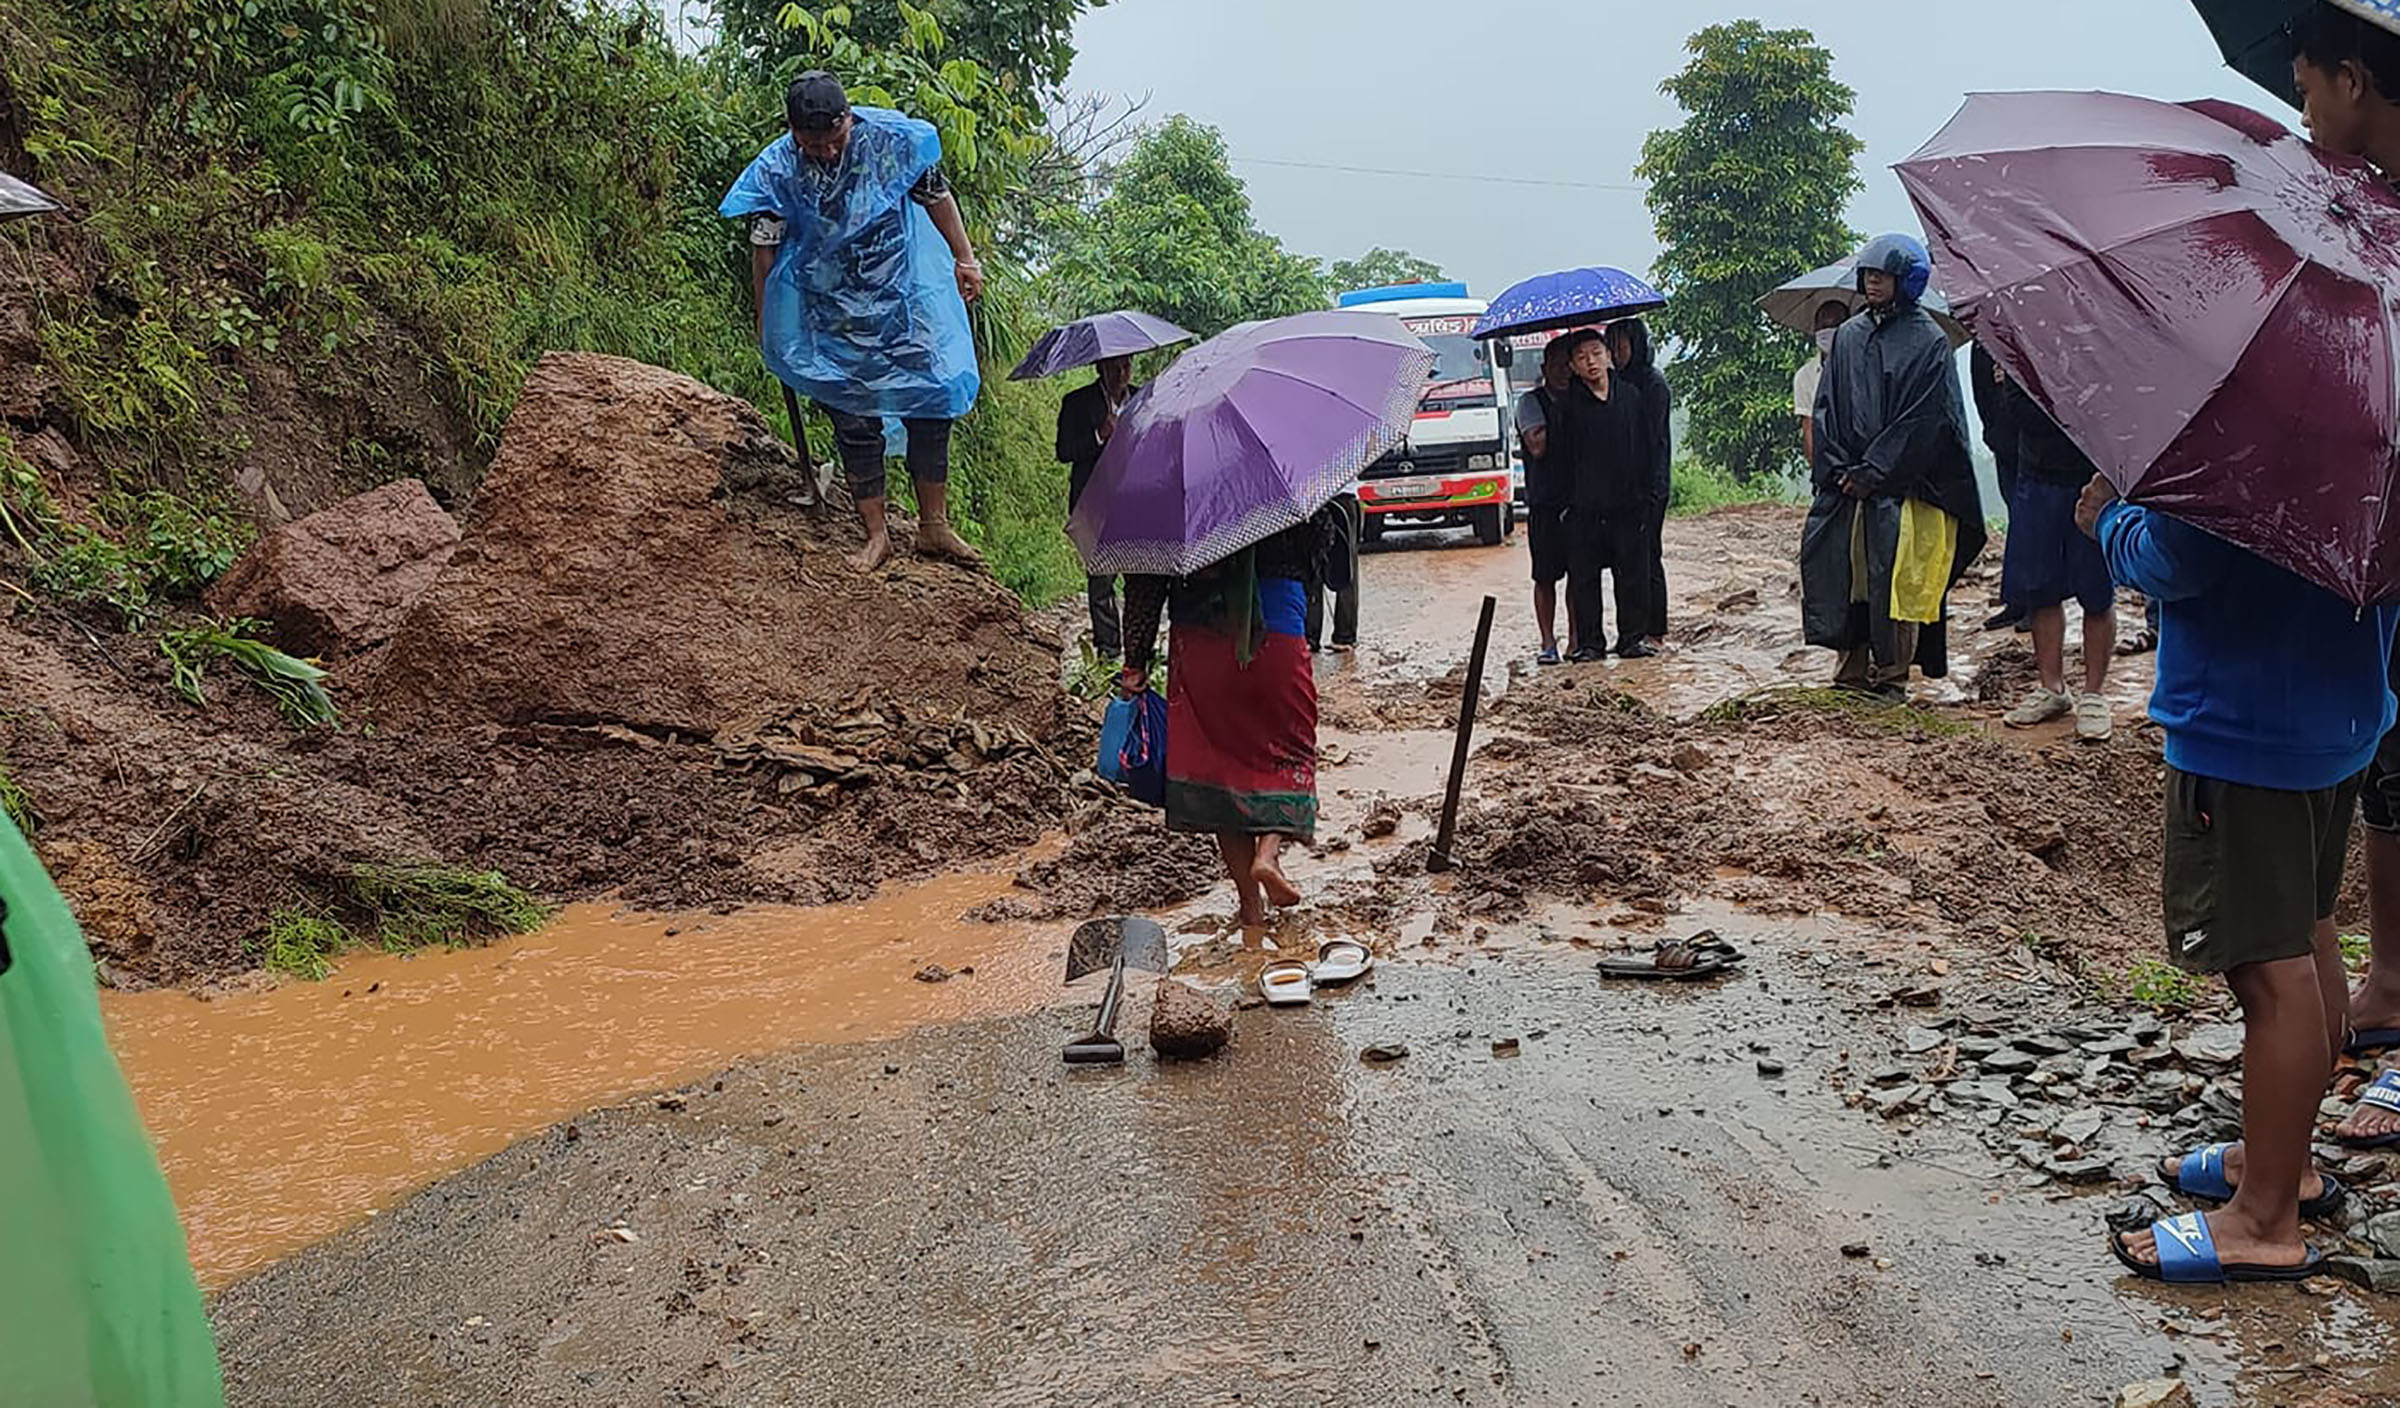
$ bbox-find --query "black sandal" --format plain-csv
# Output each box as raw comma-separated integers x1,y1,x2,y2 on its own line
1597,931,1745,981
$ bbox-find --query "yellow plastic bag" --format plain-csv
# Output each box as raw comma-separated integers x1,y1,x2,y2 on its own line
0,815,225,1407
1890,499,1958,625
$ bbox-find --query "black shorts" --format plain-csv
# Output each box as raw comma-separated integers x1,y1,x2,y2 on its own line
2362,723,2400,833
2162,765,2361,974
1526,504,1571,584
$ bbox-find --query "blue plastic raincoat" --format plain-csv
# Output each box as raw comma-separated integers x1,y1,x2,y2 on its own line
719,108,980,422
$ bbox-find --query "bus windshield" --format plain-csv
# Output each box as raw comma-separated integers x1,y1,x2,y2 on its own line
1417,333,1487,390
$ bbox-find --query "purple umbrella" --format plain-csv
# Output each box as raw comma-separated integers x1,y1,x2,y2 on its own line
1898,89,2400,605
1007,310,1196,381
1068,311,1435,578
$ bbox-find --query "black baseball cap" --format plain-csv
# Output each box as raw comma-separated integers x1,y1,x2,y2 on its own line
785,71,851,132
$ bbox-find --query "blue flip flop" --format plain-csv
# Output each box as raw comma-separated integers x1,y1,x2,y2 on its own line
2109,1210,2325,1284
2161,1142,2347,1219
2339,1070,2400,1150
2346,1025,2400,1056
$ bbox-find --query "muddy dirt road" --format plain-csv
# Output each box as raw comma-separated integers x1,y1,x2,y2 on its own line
133,511,2400,1405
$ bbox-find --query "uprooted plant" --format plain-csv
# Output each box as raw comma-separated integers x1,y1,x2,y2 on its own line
256,863,552,979
346,861,551,953
158,618,337,729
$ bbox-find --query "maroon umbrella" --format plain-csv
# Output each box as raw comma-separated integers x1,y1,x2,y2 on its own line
1897,90,2400,605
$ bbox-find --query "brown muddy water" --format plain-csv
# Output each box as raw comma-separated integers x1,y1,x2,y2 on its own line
103,718,1460,1292
102,867,1062,1288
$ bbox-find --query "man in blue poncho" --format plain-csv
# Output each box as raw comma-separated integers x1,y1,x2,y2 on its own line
724,71,988,571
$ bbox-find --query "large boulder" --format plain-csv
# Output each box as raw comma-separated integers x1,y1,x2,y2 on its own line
374,352,1067,742
209,478,459,657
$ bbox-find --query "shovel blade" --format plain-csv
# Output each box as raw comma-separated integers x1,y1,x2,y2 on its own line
1064,916,1170,982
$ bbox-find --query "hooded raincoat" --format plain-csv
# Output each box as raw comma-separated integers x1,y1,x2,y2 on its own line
719,108,980,422
1801,236,1986,679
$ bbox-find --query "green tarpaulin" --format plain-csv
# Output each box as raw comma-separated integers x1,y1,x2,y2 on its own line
0,814,225,1406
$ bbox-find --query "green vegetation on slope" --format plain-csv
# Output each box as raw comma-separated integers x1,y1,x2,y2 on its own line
0,0,1120,609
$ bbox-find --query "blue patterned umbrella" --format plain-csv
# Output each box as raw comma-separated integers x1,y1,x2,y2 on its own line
1469,267,1666,342
2188,0,2400,109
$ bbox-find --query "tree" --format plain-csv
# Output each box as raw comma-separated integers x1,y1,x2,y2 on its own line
1054,116,1328,338
1637,22,1863,480
1329,247,1445,292
713,0,1106,99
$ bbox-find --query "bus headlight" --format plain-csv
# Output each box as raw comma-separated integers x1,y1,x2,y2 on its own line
1466,454,1497,471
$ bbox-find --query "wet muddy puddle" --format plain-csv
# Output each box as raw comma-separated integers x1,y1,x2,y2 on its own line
102,866,1064,1288
105,721,1466,1291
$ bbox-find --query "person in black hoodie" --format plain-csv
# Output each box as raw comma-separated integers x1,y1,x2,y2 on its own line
1549,330,1653,660
1609,318,1673,646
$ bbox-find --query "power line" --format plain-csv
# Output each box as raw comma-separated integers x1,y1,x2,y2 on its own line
1230,155,1647,193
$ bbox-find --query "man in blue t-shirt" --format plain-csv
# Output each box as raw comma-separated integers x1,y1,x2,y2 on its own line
2084,478,2399,1284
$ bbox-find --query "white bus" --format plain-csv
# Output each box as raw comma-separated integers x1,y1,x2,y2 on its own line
1334,282,1516,547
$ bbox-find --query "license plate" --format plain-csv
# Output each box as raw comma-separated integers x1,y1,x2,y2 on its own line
1380,476,1439,499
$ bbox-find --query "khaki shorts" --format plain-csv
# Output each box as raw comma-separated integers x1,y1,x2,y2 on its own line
2162,765,2360,974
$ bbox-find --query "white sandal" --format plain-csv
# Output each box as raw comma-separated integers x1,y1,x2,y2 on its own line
1310,938,1373,986
1259,959,1315,1006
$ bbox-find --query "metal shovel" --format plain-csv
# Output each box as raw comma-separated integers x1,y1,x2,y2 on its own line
779,383,827,514
1062,916,1169,1064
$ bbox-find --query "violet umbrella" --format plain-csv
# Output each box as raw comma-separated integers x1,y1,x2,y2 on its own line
1897,89,2400,605
1068,311,1435,578
1006,309,1195,382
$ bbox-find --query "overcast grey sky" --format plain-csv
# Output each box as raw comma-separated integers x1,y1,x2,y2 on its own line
1063,0,2282,295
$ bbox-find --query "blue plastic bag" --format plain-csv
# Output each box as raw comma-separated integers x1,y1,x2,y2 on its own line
719,109,981,422
1096,691,1166,808
1095,694,1137,784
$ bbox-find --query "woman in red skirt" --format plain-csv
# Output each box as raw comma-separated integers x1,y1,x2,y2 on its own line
1120,504,1352,926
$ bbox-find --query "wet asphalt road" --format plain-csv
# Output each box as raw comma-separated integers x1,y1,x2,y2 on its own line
211,917,2390,1407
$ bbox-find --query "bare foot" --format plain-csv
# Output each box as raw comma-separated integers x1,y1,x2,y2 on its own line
2114,1207,2311,1272
847,530,893,572
1236,899,1268,929
1253,855,1302,910
2349,975,2400,1041
2338,1077,2400,1145
2158,1142,2327,1203
917,521,984,566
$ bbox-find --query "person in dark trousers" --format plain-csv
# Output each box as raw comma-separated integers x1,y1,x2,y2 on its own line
1970,340,2027,633
1610,318,1672,647
1515,337,1577,663
2088,473,2399,1284
733,71,987,572
1549,330,1653,661
1056,354,1135,658
1800,234,1986,696
1305,491,1362,652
